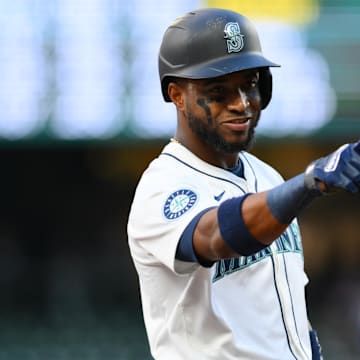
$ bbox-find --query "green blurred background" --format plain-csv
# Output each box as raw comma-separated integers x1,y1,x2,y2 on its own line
0,0,359,359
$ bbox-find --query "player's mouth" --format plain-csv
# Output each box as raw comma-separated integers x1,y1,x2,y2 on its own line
222,118,251,131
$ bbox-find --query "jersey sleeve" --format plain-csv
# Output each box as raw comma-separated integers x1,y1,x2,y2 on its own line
127,164,214,275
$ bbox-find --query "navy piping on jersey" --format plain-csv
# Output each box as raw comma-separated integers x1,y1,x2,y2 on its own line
161,153,248,194
271,256,298,360
282,254,309,358
241,153,259,192
243,153,307,358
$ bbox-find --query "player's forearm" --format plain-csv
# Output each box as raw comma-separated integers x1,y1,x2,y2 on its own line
194,189,302,261
242,191,289,244
194,175,321,261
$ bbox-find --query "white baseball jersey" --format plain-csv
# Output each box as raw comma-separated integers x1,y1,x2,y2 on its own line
127,141,312,360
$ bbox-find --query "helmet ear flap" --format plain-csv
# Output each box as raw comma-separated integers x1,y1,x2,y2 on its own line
259,68,273,110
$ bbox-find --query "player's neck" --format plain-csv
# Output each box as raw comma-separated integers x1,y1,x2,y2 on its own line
170,136,240,169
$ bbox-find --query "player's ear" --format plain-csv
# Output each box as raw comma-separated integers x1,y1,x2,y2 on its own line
168,80,186,110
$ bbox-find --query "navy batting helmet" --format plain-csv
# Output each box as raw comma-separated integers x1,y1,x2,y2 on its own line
158,8,280,109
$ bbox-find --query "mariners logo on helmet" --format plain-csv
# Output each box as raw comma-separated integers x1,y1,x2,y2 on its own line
224,22,244,53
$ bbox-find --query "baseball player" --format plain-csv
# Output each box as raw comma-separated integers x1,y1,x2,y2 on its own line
127,8,360,360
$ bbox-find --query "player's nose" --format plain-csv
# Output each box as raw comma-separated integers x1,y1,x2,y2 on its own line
227,89,250,111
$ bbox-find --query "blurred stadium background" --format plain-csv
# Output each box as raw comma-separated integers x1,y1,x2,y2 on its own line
0,0,359,359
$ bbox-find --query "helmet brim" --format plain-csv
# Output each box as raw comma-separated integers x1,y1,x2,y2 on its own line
161,53,280,101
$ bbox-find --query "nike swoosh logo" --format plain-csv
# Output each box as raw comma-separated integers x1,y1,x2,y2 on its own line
214,190,225,202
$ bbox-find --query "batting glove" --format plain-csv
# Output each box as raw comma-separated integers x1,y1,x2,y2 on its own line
305,141,360,194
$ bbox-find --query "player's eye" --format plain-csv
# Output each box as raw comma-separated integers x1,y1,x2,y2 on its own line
206,86,227,102
246,76,259,89
238,78,259,94
250,79,258,88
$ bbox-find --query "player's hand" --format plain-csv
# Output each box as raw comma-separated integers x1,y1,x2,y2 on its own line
305,140,360,193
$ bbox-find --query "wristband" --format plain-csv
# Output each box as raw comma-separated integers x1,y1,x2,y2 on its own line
217,194,268,256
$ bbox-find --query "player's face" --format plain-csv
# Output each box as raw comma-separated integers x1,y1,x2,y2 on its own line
184,69,261,153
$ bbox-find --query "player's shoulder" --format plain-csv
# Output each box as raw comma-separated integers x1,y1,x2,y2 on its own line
138,141,214,183
132,143,194,198
241,151,278,171
138,144,187,182
241,151,284,183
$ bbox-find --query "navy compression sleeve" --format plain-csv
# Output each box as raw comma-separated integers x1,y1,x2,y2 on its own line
266,174,323,224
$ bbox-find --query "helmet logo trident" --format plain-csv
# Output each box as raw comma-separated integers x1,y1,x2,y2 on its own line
224,22,244,53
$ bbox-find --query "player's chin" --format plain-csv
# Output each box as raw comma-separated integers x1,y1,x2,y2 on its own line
217,135,253,153
227,130,255,152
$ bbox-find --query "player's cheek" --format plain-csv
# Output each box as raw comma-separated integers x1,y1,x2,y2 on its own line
251,90,261,108
249,90,261,108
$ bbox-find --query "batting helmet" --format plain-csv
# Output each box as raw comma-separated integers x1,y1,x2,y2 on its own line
158,8,280,109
